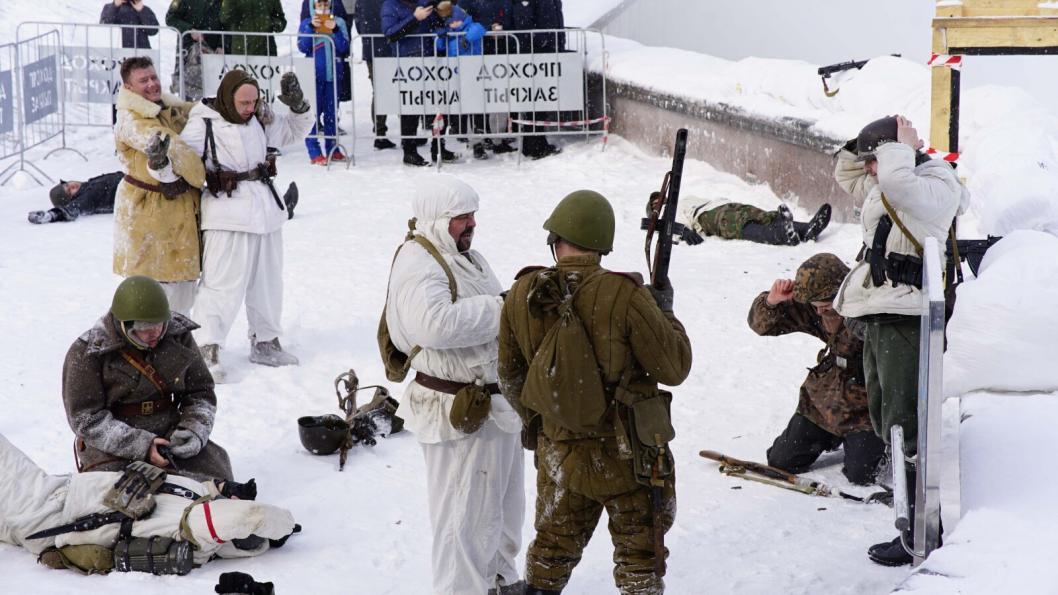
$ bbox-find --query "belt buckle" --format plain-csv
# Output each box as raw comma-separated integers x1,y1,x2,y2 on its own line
836,356,848,369
140,401,155,415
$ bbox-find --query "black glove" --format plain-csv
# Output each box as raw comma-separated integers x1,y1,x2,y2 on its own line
214,571,275,595
268,523,302,549
646,284,674,312
680,227,704,246
145,132,171,171
218,477,258,500
277,72,310,114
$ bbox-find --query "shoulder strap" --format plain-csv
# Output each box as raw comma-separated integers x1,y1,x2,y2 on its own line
410,235,458,303
880,193,923,256
120,349,172,397
203,117,220,171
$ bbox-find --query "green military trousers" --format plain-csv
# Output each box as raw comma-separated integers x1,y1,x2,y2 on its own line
526,434,675,595
697,204,776,239
862,314,921,457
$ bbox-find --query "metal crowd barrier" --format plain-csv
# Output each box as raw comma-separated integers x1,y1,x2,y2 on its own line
0,29,63,186
179,29,345,167
0,41,22,182
351,27,608,168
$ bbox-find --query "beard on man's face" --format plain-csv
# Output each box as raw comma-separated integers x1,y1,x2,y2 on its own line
457,227,474,252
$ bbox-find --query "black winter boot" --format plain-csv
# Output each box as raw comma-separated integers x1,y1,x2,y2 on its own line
793,203,832,242
283,183,298,220
524,587,562,595
403,149,428,167
868,461,917,567
740,204,800,246
430,139,460,163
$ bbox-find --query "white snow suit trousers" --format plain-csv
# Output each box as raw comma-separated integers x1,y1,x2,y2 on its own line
421,420,525,595
161,280,198,317
193,229,284,347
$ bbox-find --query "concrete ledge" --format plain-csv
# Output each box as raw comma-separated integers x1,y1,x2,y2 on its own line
599,76,858,223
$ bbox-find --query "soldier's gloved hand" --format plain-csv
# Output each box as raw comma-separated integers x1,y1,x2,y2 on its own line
680,227,704,246
255,99,275,126
214,571,275,595
277,72,310,114
646,284,674,312
168,428,203,458
145,132,171,171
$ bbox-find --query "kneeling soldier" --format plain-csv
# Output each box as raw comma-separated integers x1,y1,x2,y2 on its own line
748,253,885,485
499,190,692,594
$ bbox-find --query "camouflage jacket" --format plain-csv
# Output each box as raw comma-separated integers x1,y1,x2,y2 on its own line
747,292,872,436
499,254,692,442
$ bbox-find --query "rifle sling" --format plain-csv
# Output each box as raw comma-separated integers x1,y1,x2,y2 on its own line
879,193,923,256
118,349,175,417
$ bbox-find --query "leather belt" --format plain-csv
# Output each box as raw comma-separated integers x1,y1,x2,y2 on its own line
414,371,499,395
123,174,192,198
112,397,173,418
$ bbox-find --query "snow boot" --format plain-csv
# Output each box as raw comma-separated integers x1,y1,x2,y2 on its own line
373,137,397,150
487,579,526,595
430,139,460,163
740,204,800,246
487,138,518,154
283,182,298,220
473,142,489,160
249,337,299,367
867,536,914,567
794,203,832,242
403,150,429,167
27,209,57,224
199,343,227,384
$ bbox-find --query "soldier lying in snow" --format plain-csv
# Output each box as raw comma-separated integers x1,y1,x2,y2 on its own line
0,432,298,575
680,196,832,246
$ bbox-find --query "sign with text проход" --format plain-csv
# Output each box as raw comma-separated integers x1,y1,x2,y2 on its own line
22,55,58,124
0,70,13,134
61,47,161,104
371,54,584,115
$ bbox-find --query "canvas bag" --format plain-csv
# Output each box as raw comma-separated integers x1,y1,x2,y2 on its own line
521,270,610,433
377,220,457,382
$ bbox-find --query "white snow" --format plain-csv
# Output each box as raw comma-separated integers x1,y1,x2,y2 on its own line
1,1,1057,594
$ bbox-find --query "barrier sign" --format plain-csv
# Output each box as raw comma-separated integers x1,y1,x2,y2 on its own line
200,55,318,110
22,55,58,124
0,70,13,134
61,47,160,104
372,54,584,115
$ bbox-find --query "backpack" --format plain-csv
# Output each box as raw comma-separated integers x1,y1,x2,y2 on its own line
521,269,610,433
377,220,457,382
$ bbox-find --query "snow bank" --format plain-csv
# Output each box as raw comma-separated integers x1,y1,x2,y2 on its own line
944,230,1058,397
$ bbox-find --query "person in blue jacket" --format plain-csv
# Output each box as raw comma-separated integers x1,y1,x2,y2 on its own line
433,4,491,159
356,0,397,150
300,0,353,105
298,0,351,164
382,0,458,166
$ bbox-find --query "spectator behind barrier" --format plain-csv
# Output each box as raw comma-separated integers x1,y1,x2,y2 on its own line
100,0,160,49
434,4,491,160
298,0,351,164
166,0,227,101
355,0,397,150
505,0,563,159
28,172,123,225
221,0,287,56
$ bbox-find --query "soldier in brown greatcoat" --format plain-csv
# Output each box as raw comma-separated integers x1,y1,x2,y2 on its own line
747,253,885,485
63,276,232,483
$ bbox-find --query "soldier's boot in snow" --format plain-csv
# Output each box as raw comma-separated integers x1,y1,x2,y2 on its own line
28,209,57,224
283,182,298,220
199,343,227,384
523,587,561,595
740,204,800,246
249,337,299,367
473,142,489,160
868,461,918,566
487,138,518,154
793,203,832,242
488,580,526,595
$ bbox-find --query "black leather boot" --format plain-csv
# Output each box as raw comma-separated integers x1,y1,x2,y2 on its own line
793,203,832,242
740,204,800,246
868,461,917,566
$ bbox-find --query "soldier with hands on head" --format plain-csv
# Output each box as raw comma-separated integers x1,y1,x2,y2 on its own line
180,68,315,380
499,190,692,595
63,276,232,483
384,175,525,594
113,56,205,317
832,115,968,566
748,253,885,485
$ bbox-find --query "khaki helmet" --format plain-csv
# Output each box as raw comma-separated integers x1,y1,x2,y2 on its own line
542,190,615,254
793,253,850,304
111,276,171,323
298,415,350,455
855,116,898,162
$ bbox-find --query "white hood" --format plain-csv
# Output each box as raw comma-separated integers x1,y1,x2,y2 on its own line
413,175,480,255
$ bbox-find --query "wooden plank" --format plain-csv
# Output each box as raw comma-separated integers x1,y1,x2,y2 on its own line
945,24,1058,47
933,16,1058,29
939,0,1052,17
930,28,953,153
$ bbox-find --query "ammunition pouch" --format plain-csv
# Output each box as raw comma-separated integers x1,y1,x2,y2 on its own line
103,461,167,519
205,158,277,199
113,536,193,576
614,386,676,487
449,380,491,434
864,248,924,290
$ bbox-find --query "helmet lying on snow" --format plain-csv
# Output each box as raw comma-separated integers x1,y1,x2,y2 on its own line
297,415,350,455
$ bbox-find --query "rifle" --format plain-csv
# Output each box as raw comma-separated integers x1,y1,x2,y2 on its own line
699,450,890,504
954,236,1002,277
27,510,128,540
817,55,900,96
641,128,689,292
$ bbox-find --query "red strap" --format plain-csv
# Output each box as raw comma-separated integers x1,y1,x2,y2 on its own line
202,501,225,544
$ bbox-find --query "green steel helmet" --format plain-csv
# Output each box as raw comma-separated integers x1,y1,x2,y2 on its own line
298,415,350,455
542,190,615,254
855,116,898,162
110,276,171,323
793,253,851,304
